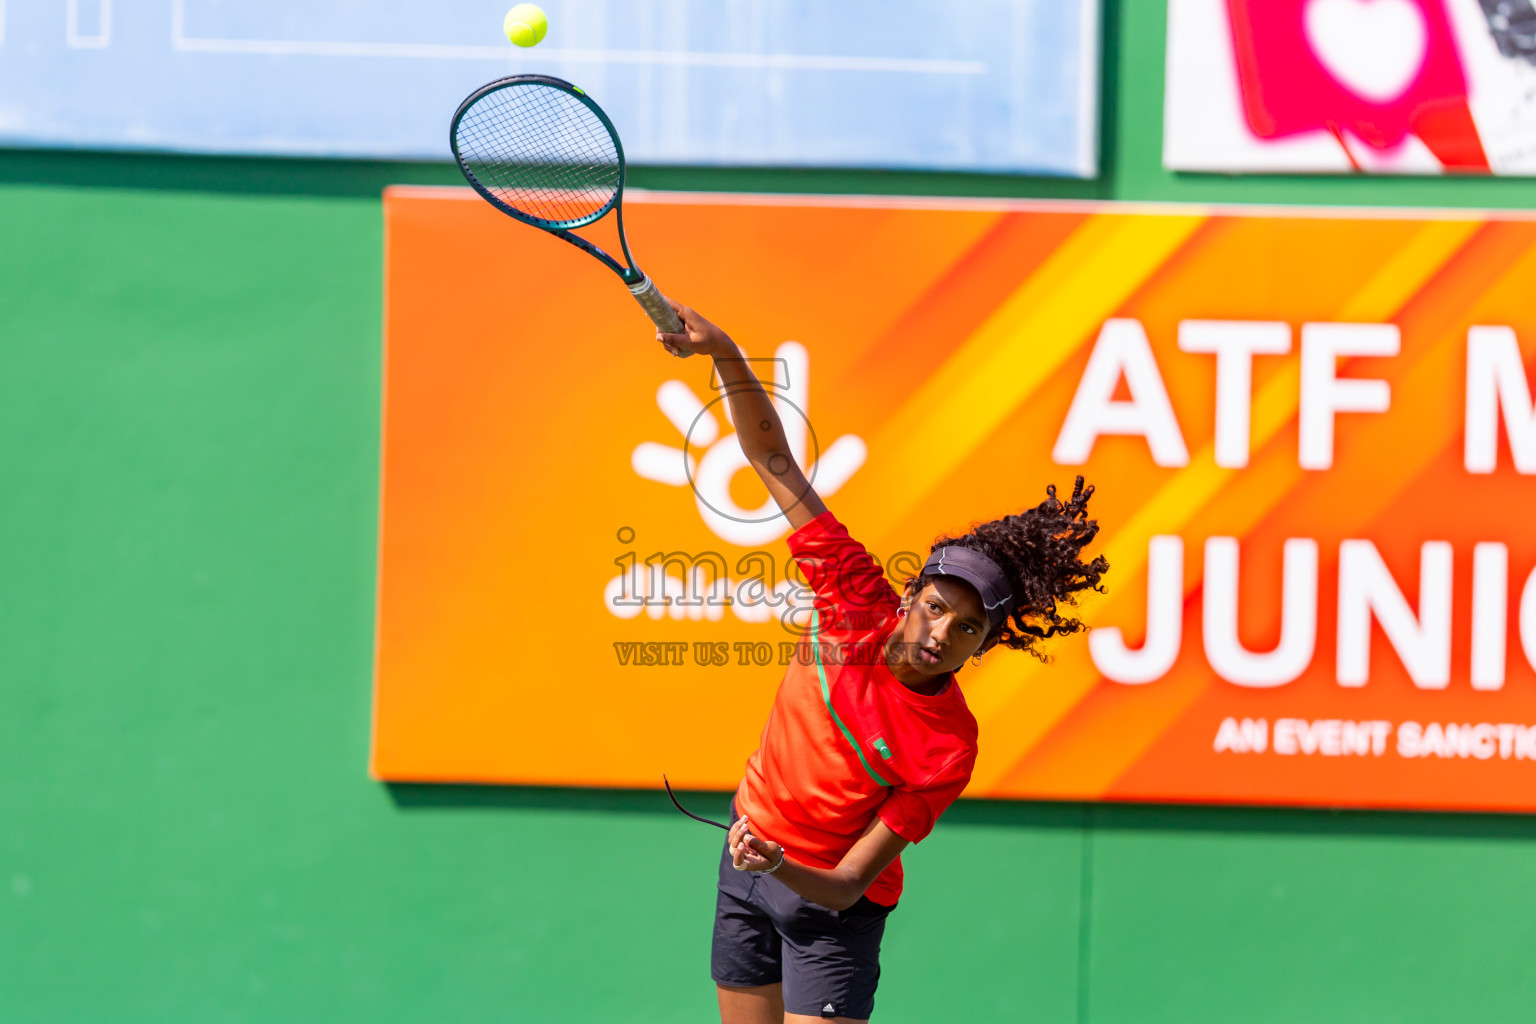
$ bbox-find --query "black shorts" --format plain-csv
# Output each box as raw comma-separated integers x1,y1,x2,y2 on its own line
710,803,896,1020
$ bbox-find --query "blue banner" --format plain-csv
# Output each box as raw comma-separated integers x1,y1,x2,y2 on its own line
0,0,1100,176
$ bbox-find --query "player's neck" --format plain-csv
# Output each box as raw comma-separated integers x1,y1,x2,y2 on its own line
900,673,949,696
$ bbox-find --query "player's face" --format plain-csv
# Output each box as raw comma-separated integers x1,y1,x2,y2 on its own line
896,579,990,676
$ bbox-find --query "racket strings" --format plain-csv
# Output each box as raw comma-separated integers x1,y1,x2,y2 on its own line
455,84,620,225
457,89,614,213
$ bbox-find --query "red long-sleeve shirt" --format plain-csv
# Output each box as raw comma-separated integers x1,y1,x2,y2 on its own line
735,511,978,906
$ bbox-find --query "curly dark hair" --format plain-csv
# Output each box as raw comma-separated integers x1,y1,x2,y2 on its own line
905,476,1109,660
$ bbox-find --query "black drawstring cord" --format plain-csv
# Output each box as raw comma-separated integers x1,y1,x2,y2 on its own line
662,775,730,831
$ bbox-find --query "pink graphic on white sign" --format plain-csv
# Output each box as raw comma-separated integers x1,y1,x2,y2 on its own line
1166,0,1536,175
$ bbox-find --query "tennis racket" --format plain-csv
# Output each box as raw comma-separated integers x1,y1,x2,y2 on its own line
450,74,686,335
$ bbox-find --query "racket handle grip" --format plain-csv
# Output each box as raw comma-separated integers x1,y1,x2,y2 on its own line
629,275,686,334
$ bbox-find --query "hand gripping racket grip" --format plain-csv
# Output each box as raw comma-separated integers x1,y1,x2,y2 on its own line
629,275,686,334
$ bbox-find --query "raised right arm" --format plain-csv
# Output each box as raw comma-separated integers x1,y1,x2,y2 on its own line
656,302,827,532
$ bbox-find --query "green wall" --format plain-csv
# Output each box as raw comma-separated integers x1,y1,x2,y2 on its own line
6,2,1536,1020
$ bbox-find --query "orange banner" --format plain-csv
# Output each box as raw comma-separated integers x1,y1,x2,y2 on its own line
373,187,1536,811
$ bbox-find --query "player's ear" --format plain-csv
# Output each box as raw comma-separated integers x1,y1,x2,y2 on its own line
977,611,1014,653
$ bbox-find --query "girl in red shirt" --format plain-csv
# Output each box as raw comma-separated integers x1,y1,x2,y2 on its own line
657,303,1108,1024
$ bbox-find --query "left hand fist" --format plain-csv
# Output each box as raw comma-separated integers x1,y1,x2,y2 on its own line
728,815,784,873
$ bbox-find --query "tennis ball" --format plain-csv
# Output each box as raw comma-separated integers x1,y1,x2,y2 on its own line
504,4,548,47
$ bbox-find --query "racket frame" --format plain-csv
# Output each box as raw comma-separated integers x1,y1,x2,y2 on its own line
450,74,647,287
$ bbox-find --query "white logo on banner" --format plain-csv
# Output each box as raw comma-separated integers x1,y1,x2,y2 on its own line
631,341,866,547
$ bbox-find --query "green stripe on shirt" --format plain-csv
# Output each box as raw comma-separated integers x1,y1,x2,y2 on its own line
812,608,890,787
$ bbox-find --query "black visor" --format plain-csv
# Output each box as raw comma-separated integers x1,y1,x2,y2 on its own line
921,547,1014,629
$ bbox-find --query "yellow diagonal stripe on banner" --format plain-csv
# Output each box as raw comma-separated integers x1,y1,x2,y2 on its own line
965,217,1483,793
859,213,1209,540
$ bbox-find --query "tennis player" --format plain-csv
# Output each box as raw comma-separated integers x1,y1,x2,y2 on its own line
657,303,1108,1024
